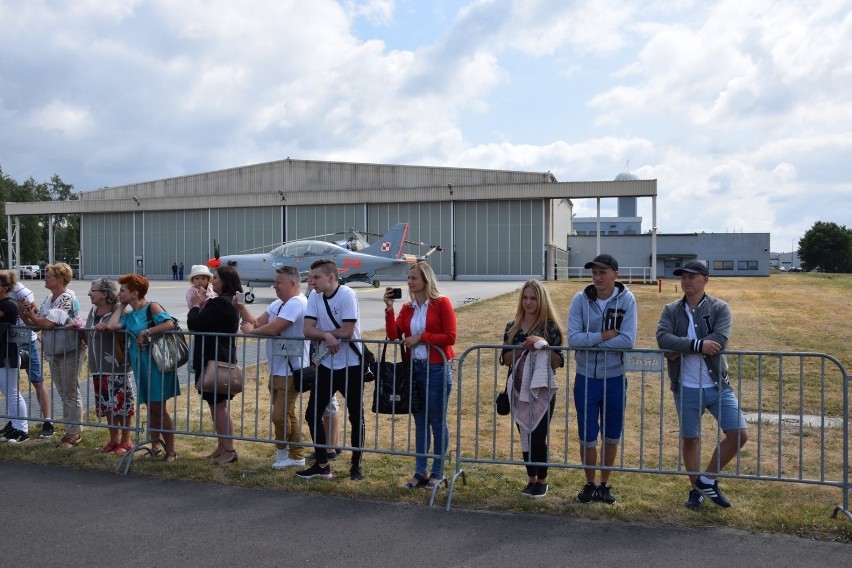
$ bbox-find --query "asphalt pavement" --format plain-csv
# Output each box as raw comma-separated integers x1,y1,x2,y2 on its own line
1,460,847,567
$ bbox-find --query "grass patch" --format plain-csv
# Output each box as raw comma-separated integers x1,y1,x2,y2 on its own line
1,273,850,542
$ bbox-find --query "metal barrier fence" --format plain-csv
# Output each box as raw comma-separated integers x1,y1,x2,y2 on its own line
449,345,850,520
1,326,450,503
1,327,849,521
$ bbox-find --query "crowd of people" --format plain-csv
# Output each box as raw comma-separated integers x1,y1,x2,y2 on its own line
0,253,749,509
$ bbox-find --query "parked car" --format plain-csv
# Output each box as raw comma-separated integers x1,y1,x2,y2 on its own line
19,265,41,279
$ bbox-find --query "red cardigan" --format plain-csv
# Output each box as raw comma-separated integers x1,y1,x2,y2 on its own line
385,295,456,364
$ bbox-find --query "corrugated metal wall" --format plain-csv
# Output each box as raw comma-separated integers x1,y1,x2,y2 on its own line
287,204,365,242
81,212,136,277
455,200,544,279
368,202,453,277
80,159,554,199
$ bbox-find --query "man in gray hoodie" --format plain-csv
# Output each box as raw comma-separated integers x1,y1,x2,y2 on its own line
568,254,637,504
656,260,748,509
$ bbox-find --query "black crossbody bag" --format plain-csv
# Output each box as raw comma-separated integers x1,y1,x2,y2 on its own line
321,295,376,382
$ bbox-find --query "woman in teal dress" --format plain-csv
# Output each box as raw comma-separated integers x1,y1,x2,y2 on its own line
99,273,180,462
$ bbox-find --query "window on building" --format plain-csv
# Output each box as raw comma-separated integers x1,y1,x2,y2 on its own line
738,260,758,270
608,230,619,235
713,260,734,270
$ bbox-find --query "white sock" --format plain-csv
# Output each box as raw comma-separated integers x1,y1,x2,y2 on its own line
699,475,715,485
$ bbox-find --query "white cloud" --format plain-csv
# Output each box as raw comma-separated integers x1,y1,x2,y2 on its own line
0,0,849,254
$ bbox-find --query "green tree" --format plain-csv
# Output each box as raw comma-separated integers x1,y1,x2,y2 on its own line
0,165,78,266
798,221,852,273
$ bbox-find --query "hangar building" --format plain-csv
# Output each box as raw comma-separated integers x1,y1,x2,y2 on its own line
5,158,658,281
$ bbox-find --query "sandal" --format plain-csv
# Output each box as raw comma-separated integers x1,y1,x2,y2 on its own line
60,433,82,449
425,476,443,490
111,442,134,455
213,449,238,465
101,440,120,453
162,451,177,463
147,440,164,458
404,473,429,490
205,447,224,460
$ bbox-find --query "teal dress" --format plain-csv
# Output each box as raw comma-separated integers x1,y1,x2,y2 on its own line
120,305,181,404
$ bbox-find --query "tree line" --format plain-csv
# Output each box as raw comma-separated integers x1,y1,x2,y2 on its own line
797,221,852,273
0,164,79,269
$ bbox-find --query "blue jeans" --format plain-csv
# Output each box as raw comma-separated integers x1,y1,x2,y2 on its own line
23,340,43,383
413,360,452,479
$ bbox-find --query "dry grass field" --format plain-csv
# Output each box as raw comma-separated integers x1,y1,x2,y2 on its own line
2,272,850,542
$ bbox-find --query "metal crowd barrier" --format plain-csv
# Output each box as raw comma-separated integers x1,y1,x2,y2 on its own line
1,327,848,521
448,345,850,520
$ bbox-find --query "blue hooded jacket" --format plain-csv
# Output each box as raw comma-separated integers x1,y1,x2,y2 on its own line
567,281,637,379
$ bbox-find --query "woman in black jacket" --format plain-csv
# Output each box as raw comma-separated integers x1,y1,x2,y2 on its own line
187,265,242,465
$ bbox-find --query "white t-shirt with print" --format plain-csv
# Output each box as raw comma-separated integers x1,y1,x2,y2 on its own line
265,294,309,376
305,284,362,370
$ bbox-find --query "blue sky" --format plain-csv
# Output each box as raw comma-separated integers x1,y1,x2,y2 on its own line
1,0,850,253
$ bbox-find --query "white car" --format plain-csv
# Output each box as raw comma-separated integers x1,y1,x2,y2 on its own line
19,265,41,279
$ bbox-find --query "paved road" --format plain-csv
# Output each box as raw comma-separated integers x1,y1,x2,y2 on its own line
1,460,847,567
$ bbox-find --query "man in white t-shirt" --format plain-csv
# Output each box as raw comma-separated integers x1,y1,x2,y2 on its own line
657,260,748,509
238,266,309,469
297,258,366,482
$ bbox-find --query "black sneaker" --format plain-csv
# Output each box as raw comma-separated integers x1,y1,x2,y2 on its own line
38,421,55,438
521,482,536,497
296,462,332,479
597,482,617,504
530,482,548,498
349,465,364,482
694,478,731,508
5,429,30,444
577,482,597,503
306,449,340,461
0,421,12,441
685,488,705,509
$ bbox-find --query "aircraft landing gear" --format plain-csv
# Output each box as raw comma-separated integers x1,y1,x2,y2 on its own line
371,280,380,288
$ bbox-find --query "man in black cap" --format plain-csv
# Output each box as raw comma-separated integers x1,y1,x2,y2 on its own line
568,253,637,504
656,260,748,509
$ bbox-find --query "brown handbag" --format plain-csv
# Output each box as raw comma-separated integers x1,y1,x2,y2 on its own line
200,360,244,395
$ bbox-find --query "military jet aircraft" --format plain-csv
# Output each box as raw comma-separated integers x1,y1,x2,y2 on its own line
215,223,423,303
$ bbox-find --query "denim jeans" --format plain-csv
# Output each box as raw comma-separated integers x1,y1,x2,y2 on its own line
413,360,452,479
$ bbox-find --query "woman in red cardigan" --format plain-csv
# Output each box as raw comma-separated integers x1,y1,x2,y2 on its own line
384,262,456,490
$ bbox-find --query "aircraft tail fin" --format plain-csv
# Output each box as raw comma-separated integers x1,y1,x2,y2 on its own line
362,223,408,259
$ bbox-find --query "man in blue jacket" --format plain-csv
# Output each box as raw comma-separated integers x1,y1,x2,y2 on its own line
568,254,637,504
656,260,748,509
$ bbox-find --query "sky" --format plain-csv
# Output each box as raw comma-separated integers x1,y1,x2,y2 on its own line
1,0,850,253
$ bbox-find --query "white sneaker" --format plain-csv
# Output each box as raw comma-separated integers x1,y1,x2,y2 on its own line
271,449,289,469
281,457,306,468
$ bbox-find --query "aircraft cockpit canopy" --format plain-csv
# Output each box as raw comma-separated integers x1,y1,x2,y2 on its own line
272,240,345,258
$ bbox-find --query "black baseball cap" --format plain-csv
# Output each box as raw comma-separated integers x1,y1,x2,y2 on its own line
584,254,618,270
673,260,709,276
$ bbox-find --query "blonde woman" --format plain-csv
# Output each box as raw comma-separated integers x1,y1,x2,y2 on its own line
384,262,457,490
500,280,564,498
19,262,84,449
